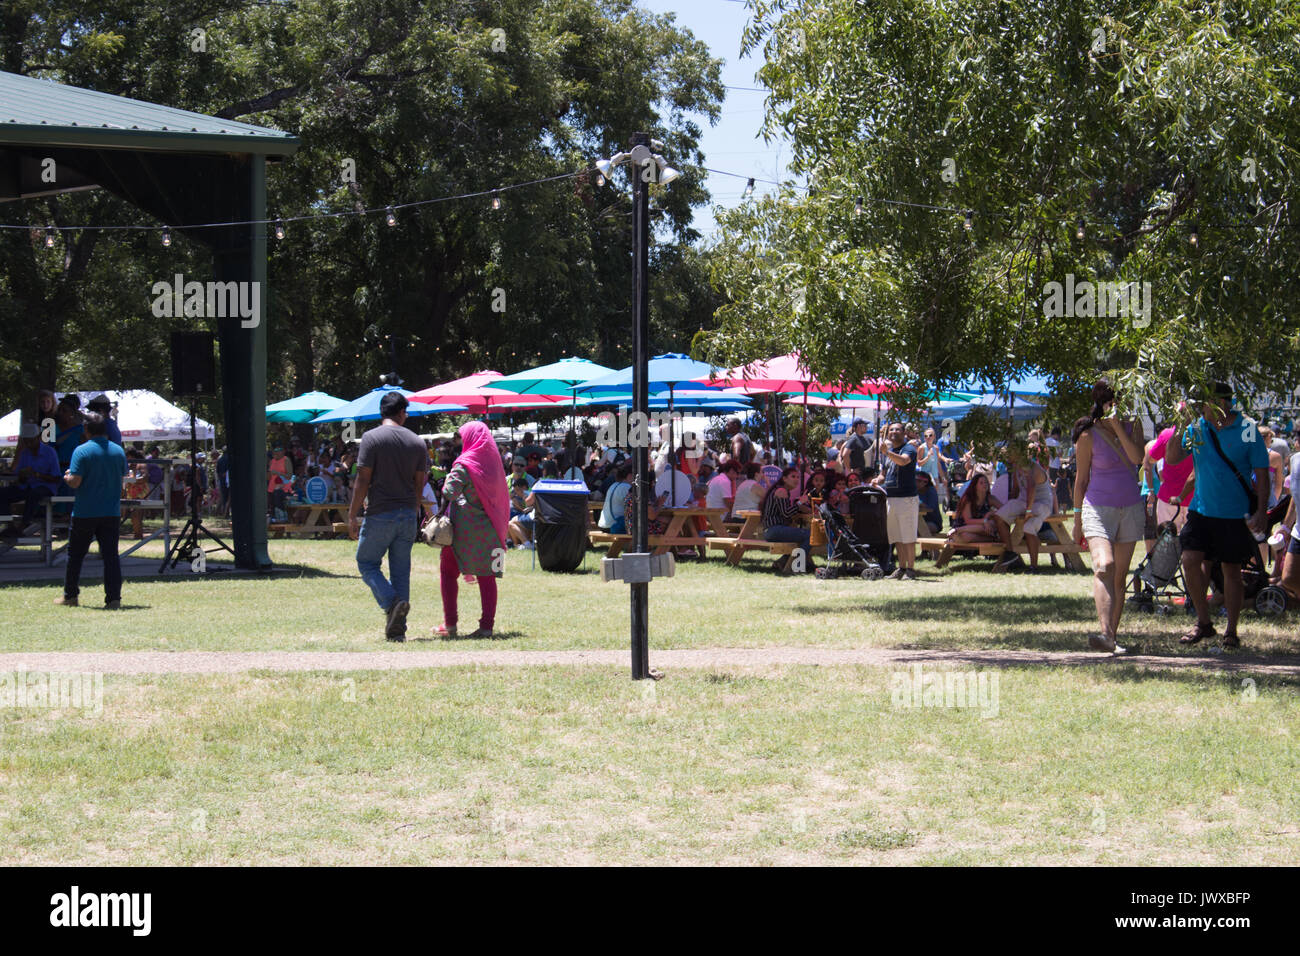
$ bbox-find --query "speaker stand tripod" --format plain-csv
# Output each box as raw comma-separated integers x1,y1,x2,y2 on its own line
162,400,234,572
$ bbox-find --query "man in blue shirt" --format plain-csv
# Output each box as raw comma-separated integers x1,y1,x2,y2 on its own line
57,413,128,609
1166,382,1269,647
0,425,62,540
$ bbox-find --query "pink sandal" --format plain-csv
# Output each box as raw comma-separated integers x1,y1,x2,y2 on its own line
434,624,457,638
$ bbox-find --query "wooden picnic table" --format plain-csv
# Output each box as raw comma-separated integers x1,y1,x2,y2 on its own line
712,509,803,567
272,501,346,537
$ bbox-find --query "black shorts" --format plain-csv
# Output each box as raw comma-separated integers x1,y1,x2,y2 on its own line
1179,510,1257,566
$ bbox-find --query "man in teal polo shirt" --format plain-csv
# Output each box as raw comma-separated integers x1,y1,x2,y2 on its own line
57,413,128,609
1166,382,1269,648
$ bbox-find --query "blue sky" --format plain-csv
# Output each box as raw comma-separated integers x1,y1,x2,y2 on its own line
639,0,789,237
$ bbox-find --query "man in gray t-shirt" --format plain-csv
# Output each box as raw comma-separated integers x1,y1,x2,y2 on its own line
348,392,427,641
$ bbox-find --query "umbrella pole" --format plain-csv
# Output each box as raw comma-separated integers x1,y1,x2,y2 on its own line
668,384,676,475
801,384,808,491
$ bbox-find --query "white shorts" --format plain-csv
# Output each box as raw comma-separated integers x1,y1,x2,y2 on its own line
1081,501,1145,544
995,498,1052,536
886,495,919,544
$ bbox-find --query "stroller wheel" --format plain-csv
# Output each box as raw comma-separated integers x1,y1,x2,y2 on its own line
1255,586,1288,617
863,566,884,581
814,567,830,579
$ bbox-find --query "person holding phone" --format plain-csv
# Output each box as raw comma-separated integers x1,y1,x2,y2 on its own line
1072,380,1146,653
1164,382,1269,648
760,466,813,573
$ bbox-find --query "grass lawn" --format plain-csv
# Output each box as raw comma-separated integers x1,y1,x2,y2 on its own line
3,536,1298,656
3,535,1297,865
2,665,1297,865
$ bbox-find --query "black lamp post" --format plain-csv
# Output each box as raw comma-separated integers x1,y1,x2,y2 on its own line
595,132,681,680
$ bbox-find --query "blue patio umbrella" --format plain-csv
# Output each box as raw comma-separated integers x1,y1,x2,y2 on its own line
265,390,346,424
310,386,467,424
574,353,723,462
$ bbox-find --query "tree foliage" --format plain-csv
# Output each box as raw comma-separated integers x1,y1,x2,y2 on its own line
699,0,1300,415
0,0,725,420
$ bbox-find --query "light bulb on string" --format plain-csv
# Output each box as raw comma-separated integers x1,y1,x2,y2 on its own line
44,226,57,248
161,226,172,247
964,210,973,232
385,206,397,227
595,172,605,187
1189,223,1199,247
491,191,501,211
744,178,755,198
854,197,863,217
274,218,285,240
1074,219,1085,241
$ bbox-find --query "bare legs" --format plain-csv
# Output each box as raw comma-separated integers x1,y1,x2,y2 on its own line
1087,537,1137,642
1183,550,1243,638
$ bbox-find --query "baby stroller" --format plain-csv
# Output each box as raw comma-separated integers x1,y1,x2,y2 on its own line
1129,517,1186,615
814,502,885,580
1212,543,1290,617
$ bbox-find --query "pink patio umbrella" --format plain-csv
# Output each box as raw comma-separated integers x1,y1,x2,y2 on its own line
408,371,568,415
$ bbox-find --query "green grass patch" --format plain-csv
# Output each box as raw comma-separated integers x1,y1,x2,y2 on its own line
2,665,1297,865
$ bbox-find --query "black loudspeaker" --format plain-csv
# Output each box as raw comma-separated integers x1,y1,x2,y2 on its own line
171,331,216,397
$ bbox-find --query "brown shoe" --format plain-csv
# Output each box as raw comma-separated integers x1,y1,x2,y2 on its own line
934,543,954,569
1222,631,1240,648
54,595,78,607
1180,621,1214,644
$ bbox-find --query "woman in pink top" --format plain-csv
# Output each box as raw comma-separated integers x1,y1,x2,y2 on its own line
1148,421,1195,531
1072,380,1146,654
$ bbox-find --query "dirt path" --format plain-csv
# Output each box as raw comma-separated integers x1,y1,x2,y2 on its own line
2,646,1298,676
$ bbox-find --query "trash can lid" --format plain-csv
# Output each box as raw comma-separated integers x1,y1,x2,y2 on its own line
532,478,589,494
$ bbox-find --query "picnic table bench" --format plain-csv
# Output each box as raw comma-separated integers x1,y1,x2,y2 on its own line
588,506,727,557
919,512,1086,572
709,510,803,567
269,502,347,538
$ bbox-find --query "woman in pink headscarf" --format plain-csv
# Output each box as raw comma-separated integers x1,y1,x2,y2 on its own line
435,421,509,638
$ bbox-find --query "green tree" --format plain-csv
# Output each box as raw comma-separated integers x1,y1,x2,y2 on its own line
699,0,1300,416
0,0,724,417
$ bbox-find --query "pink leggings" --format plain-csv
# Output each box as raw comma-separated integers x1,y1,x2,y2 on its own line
440,547,498,630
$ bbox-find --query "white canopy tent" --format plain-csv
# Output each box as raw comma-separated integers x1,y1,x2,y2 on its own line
1,389,215,448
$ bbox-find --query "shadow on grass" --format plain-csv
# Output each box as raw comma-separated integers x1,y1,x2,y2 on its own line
408,629,525,643
928,655,1300,695
0,561,351,591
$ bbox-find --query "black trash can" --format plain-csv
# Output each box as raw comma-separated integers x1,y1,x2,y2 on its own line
532,479,590,572
848,485,891,568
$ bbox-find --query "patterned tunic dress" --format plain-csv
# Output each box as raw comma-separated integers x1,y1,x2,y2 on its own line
443,462,503,577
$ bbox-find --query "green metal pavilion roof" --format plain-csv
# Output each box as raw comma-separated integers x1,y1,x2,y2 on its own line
0,70,299,157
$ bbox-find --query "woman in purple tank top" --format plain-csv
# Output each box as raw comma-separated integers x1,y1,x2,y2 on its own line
1072,380,1146,654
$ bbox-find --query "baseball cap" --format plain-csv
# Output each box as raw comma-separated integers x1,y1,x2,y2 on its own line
513,455,526,465
851,417,867,427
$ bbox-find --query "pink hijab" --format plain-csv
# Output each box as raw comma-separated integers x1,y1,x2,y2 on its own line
454,421,509,547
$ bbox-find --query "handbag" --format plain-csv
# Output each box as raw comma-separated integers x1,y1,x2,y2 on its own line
420,509,454,547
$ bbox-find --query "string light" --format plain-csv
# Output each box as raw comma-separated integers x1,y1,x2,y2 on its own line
385,206,396,227
161,226,171,247
964,209,973,232
491,191,501,211
274,218,285,240
1075,218,1085,240
595,172,605,186
744,178,755,198
44,226,56,247
1189,222,1199,247
854,197,863,217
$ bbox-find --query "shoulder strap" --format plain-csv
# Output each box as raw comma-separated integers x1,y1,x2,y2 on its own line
1202,423,1256,512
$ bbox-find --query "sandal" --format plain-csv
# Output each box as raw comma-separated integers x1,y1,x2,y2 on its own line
434,624,457,639
1180,621,1215,644
465,628,493,639
1222,632,1240,649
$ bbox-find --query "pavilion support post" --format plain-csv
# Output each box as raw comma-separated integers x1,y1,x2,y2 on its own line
214,156,270,569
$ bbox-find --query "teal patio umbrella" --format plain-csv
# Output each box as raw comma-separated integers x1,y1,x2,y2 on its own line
310,386,466,424
265,390,346,423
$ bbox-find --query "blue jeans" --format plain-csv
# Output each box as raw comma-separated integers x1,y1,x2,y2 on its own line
765,524,811,557
356,507,418,611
